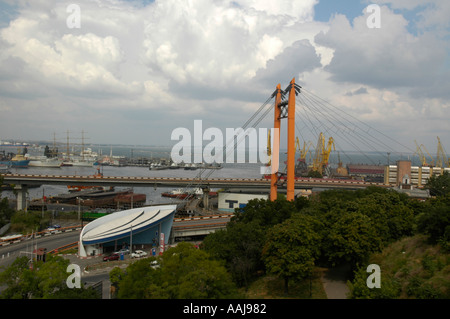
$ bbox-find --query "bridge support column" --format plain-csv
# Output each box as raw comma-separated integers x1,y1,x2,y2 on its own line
14,184,28,211
270,78,299,202
286,78,296,202
270,84,282,201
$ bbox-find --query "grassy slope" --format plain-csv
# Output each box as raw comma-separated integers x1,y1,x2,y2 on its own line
243,235,450,299
366,234,450,298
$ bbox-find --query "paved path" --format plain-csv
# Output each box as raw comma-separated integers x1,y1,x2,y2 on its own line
321,265,351,299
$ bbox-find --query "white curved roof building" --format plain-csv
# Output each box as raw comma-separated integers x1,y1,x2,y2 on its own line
79,204,176,257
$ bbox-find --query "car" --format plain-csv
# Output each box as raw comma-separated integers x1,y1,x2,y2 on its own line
103,253,120,262
131,250,148,258
114,248,130,255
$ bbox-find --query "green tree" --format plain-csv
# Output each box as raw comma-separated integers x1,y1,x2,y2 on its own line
355,192,414,243
116,257,168,299
161,242,239,299
10,210,46,234
202,221,265,288
116,242,240,299
231,197,296,229
425,171,450,197
323,211,383,269
0,255,98,299
262,214,322,294
348,266,401,299
203,197,305,289
417,194,450,246
0,175,14,229
307,170,322,178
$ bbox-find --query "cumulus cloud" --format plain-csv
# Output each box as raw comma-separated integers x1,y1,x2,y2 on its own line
0,0,448,148
315,5,447,90
0,0,326,143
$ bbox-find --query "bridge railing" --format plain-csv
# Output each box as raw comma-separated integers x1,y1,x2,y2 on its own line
172,221,228,231
48,241,79,255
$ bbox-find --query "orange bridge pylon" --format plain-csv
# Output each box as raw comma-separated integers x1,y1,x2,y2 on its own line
270,78,301,202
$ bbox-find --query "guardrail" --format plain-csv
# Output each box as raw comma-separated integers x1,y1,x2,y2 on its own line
172,221,228,231
48,241,79,255
2,173,389,188
174,213,234,222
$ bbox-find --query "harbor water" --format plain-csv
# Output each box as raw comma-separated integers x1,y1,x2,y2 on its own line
1,143,418,206
0,162,264,205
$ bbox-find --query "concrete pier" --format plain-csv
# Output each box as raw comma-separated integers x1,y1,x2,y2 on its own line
14,184,28,211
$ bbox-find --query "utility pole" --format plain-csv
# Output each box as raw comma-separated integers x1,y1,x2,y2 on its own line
130,224,133,256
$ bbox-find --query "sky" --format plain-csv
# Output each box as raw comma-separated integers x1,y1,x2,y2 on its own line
0,0,449,155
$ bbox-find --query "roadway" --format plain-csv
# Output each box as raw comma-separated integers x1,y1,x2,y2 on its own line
0,215,232,299
2,173,389,190
0,228,80,269
0,214,233,270
0,229,113,298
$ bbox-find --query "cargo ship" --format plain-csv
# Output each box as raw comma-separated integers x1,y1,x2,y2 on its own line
28,156,62,168
0,154,30,168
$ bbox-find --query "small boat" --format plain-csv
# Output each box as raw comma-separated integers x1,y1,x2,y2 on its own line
183,163,198,170
169,162,179,169
150,163,169,170
201,163,223,169
0,162,11,172
61,160,73,167
69,159,94,167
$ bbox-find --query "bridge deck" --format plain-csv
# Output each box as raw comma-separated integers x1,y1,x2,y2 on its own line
1,173,389,189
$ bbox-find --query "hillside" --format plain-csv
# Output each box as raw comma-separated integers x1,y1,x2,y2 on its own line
348,234,450,299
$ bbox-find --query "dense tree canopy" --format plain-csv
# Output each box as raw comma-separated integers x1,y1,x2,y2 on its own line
2,182,448,300
262,214,322,294
114,242,241,299
0,255,99,299
203,186,435,292
417,194,450,246
0,175,14,229
425,171,450,197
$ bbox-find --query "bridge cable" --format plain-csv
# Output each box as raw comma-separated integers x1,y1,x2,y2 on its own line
171,93,276,210
301,88,415,154
295,88,415,167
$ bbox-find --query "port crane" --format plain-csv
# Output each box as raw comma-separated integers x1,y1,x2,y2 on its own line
267,129,272,167
436,136,449,168
295,137,313,162
294,137,313,176
312,132,335,175
414,140,434,167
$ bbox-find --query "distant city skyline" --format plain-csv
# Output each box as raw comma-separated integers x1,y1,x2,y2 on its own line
0,1,449,153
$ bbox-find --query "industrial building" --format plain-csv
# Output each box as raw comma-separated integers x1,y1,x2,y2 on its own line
347,164,385,182
218,192,269,213
384,160,450,188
